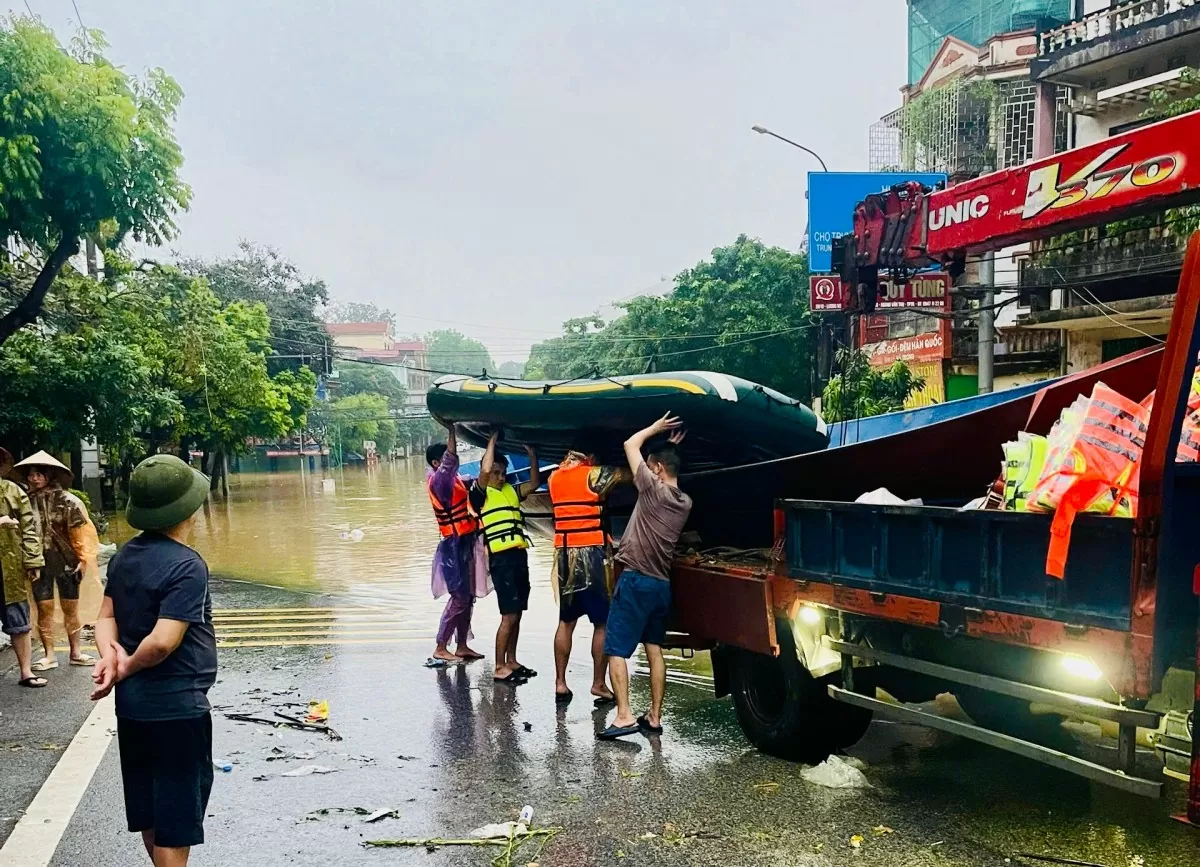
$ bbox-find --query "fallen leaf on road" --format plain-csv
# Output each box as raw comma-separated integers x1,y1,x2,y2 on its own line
850,835,864,849
305,699,329,723
364,809,398,823
752,781,780,793
619,770,642,779
281,765,337,777
873,825,895,835
639,832,658,840
37,743,63,751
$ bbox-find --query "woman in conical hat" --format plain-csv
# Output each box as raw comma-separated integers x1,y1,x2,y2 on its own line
15,451,99,671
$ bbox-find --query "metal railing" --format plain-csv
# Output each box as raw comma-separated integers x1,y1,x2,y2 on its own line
1039,0,1198,56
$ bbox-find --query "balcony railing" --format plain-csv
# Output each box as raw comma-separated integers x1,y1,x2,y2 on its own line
1039,0,1198,56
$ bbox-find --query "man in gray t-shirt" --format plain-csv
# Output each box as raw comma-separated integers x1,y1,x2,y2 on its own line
598,413,691,741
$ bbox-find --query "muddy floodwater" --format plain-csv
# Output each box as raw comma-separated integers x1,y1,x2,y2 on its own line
108,460,713,679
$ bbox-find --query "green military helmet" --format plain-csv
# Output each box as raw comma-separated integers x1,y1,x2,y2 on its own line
126,455,210,531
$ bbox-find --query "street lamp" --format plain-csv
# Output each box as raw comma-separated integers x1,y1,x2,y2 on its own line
751,125,829,171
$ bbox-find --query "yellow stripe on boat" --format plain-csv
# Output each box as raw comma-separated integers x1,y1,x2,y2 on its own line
461,378,707,396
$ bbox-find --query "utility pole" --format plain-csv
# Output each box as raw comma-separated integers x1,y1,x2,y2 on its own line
977,252,995,394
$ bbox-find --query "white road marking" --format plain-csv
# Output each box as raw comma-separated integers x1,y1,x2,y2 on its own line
0,694,115,867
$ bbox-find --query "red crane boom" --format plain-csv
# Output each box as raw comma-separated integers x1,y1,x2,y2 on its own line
839,109,1200,309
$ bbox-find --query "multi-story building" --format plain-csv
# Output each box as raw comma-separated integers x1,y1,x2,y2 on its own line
1014,0,1200,371
325,322,430,412
867,11,1068,400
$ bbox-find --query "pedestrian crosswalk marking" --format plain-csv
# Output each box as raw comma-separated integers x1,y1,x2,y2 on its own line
217,629,432,643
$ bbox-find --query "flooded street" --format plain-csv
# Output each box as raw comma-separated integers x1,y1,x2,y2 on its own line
3,460,1198,866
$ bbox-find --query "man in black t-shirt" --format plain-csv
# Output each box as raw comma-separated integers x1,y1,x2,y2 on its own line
90,455,214,866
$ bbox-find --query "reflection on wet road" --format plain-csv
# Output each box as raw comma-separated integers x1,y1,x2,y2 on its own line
68,463,1197,866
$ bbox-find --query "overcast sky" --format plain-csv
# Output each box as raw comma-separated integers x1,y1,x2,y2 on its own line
30,1,906,361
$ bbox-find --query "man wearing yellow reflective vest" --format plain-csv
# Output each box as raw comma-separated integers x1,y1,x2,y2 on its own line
469,431,541,685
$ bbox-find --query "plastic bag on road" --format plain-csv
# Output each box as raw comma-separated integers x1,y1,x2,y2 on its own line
281,765,338,777
801,755,872,789
469,821,528,839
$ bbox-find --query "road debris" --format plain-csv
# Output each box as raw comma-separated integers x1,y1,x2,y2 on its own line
873,825,895,835
800,755,872,789
222,710,343,741
304,699,329,723
364,827,560,867
751,781,780,794
850,834,864,850
281,765,338,777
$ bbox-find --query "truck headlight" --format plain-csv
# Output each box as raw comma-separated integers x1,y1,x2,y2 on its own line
1061,654,1102,682
798,605,823,626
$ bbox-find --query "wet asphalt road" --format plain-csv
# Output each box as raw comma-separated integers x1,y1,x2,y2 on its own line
4,579,1198,866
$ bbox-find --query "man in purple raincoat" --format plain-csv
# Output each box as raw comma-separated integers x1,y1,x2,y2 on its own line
426,423,490,664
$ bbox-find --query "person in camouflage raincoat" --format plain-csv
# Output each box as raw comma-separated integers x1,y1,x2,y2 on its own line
1,447,47,687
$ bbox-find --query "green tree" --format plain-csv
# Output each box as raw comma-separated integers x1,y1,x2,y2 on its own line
324,392,396,456
496,360,525,379
821,348,925,422
323,299,395,325
332,362,408,410
180,242,329,374
0,17,190,345
526,236,818,399
426,329,496,375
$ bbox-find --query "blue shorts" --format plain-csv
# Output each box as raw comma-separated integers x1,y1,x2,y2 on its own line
602,569,671,658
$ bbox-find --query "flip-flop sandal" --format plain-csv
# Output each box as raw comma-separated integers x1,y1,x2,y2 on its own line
637,714,664,735
30,658,57,672
592,695,616,707
424,658,449,668
18,676,48,688
555,690,574,704
515,666,538,678
596,724,640,741
69,654,96,666
493,671,528,685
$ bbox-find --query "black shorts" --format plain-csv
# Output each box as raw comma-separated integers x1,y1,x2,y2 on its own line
490,547,530,616
118,713,214,848
30,559,80,603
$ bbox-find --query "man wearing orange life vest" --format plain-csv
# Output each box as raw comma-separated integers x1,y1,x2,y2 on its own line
426,423,490,665
548,440,630,704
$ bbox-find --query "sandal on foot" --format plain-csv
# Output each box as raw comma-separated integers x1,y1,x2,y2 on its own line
493,671,527,685
30,658,57,672
514,665,538,678
637,714,664,735
592,694,616,707
18,676,48,688
69,653,96,666
596,723,640,741
555,690,574,704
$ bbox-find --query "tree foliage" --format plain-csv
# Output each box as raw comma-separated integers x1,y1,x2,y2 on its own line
0,17,190,344
821,348,925,422
322,299,394,325
333,361,408,410
526,236,817,399
426,329,496,375
0,254,316,463
323,392,397,456
180,241,328,374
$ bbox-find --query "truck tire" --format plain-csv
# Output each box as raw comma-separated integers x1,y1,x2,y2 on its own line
728,620,872,762
955,687,1065,742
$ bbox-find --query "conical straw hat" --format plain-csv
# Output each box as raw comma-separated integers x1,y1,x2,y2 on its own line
15,450,73,485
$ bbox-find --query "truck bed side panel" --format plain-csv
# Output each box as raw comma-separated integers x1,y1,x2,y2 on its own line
783,501,1133,630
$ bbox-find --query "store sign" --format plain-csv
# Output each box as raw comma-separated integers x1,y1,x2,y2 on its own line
862,330,947,367
808,274,950,312
809,276,845,311
926,110,1200,252
808,171,947,272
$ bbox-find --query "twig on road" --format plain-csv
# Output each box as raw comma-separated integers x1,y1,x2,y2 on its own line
364,828,560,867
221,711,343,741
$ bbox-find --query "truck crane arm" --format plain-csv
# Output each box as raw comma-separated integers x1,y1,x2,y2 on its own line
838,109,1200,311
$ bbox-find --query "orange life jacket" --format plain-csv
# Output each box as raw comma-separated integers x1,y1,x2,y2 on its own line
428,475,478,538
548,463,606,549
1044,384,1148,579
